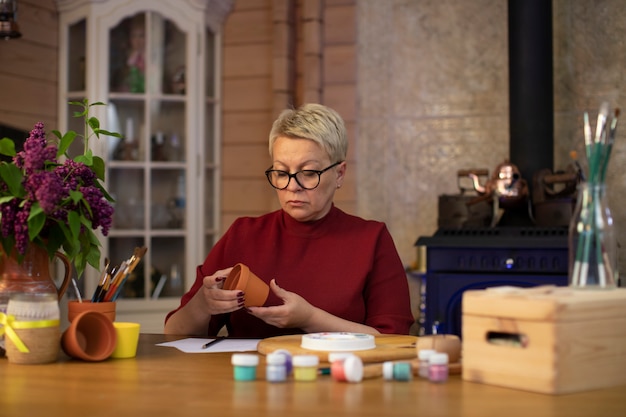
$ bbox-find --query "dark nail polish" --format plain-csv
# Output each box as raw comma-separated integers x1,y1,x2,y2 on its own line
238,299,245,307
237,291,244,297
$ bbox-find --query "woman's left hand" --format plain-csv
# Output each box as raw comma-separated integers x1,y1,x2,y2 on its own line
246,279,314,329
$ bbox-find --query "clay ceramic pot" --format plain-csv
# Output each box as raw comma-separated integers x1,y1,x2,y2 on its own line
67,300,116,322
416,334,462,363
62,310,117,361
223,263,269,307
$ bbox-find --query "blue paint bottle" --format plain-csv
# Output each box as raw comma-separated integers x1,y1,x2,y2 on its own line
231,354,259,381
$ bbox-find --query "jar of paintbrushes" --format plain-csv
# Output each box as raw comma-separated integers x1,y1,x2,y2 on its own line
568,103,619,289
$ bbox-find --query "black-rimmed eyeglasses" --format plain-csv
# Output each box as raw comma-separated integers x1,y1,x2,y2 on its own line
265,161,343,190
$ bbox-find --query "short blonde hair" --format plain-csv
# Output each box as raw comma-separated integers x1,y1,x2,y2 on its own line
269,103,347,162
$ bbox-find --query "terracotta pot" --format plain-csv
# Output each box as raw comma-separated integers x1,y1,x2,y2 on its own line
67,300,116,322
223,263,269,307
61,310,117,361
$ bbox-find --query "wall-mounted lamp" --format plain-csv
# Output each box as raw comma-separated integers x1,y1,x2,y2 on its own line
0,0,21,40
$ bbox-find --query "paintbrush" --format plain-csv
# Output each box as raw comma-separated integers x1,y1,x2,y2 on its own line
91,257,110,302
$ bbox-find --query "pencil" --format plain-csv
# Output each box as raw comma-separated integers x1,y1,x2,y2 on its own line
202,338,226,349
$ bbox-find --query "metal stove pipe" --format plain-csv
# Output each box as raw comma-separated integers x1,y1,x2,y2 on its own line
508,0,553,193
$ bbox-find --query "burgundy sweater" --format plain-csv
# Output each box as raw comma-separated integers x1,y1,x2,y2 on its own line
166,205,414,337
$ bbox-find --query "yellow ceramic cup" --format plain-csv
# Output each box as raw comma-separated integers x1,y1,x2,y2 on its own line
111,322,141,359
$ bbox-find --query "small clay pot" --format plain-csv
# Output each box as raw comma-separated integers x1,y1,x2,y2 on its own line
416,334,462,363
62,311,117,361
67,300,116,322
223,263,269,307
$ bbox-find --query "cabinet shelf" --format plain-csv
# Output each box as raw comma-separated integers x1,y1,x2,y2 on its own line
109,92,186,102
109,161,187,169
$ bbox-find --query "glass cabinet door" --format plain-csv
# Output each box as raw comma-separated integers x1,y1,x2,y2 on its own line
58,0,227,332
106,11,189,301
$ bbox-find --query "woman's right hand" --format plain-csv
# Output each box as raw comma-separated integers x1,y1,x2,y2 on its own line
195,267,244,315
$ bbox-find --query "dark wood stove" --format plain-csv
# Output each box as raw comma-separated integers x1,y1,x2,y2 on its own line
414,227,569,338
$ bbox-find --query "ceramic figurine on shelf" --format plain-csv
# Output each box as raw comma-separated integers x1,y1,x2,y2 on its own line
125,16,145,93
110,15,145,93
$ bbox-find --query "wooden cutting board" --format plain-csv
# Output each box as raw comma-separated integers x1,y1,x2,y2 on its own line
257,334,418,363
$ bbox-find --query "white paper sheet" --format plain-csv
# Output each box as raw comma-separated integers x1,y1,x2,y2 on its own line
156,338,260,353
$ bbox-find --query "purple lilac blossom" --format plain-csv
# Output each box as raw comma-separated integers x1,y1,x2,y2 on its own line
0,199,18,238
29,171,64,214
14,122,58,174
14,201,31,254
3,121,114,255
81,186,113,236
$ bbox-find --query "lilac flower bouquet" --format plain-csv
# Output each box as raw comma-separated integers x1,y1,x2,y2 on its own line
0,100,121,278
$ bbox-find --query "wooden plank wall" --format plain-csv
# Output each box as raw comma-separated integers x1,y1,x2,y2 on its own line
0,0,58,133
221,0,357,233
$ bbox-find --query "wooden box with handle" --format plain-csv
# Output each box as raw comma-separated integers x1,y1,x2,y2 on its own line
462,286,626,394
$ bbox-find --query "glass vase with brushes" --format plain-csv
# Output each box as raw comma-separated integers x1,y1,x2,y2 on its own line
568,103,619,289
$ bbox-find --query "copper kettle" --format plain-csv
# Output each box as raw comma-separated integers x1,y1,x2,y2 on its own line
465,159,529,209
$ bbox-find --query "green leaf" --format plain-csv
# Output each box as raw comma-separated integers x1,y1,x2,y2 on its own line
84,230,101,268
67,210,81,240
79,213,93,229
51,130,62,140
91,156,106,180
87,246,101,269
27,205,46,241
0,236,16,256
87,117,100,134
68,189,83,204
74,153,93,166
74,256,87,279
69,100,87,111
0,138,16,157
57,223,76,254
58,130,78,157
98,129,123,138
96,180,115,202
0,163,25,197
87,229,101,246
44,225,64,254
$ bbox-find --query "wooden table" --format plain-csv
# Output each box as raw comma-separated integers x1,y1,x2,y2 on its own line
1,334,625,417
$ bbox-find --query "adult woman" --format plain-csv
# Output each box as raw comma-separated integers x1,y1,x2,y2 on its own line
164,104,413,337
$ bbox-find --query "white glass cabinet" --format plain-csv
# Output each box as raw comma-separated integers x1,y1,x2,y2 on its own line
56,0,232,331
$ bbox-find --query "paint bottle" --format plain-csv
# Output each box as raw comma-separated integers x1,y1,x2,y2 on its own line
428,352,449,383
265,352,287,383
292,355,319,382
417,349,436,378
328,352,355,378
231,353,259,381
273,349,293,375
382,361,412,381
330,354,363,383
